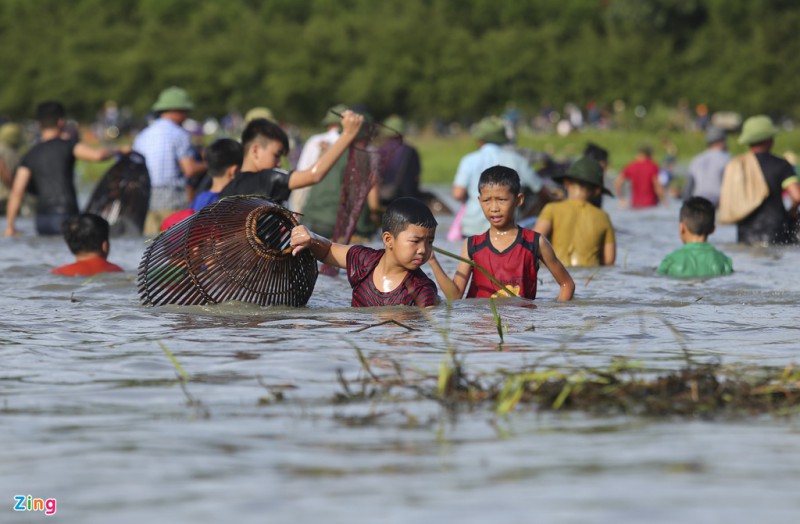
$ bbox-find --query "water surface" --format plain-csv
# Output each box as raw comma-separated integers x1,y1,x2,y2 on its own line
2,194,800,523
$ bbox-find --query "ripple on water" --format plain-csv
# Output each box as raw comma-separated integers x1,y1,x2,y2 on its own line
3,201,800,522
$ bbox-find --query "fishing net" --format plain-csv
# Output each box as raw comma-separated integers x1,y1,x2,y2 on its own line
321,116,402,275
85,152,150,236
138,196,318,307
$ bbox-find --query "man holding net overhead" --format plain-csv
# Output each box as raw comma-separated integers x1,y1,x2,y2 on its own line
288,104,348,214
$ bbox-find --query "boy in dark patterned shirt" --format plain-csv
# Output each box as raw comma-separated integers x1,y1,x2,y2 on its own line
290,197,439,307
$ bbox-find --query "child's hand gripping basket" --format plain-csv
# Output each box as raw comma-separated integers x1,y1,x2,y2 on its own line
137,196,318,307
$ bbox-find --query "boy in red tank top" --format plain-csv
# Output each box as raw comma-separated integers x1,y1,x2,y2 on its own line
290,197,439,307
429,165,574,301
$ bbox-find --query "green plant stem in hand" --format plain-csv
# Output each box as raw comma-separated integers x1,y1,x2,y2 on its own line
432,245,516,298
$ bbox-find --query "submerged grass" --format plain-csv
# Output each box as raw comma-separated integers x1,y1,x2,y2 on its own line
488,297,504,344
334,350,800,419
331,310,800,420
159,341,189,381
157,340,210,419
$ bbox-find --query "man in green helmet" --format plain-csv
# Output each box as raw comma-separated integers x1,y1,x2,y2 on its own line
722,115,800,245
133,87,207,235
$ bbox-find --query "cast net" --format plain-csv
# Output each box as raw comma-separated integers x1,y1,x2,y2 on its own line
138,196,318,307
85,152,151,236
321,115,402,275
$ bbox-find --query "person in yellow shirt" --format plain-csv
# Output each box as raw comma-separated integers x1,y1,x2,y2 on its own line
533,156,616,267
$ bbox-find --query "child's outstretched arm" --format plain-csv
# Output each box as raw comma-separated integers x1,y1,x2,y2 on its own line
614,174,628,208
653,175,668,206
427,239,472,301
538,235,575,301
287,110,364,190
602,241,616,265
4,165,30,237
532,218,552,237
290,225,350,268
73,143,131,162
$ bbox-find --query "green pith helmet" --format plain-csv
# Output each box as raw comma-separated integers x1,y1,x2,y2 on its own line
381,114,406,136
151,86,194,112
0,122,22,147
738,115,778,145
321,104,348,126
472,116,507,145
556,156,613,196
245,107,275,124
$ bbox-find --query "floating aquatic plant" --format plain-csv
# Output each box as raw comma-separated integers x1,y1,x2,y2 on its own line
488,297,504,344
334,349,800,419
158,340,209,419
331,310,800,419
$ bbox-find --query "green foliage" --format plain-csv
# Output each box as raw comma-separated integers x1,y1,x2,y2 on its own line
1,0,800,123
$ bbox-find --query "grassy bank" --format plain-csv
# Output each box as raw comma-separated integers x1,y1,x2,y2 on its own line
409,128,800,185
77,127,800,188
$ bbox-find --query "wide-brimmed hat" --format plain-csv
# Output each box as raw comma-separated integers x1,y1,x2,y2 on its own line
321,104,347,126
151,86,194,112
556,156,613,196
380,114,406,138
472,117,507,145
738,115,778,145
704,126,726,144
244,107,275,124
0,122,22,147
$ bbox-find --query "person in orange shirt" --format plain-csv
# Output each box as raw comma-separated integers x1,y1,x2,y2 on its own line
51,214,124,277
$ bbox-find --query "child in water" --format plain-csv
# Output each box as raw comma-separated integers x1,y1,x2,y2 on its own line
534,156,616,267
658,196,733,277
159,138,244,231
429,165,575,301
290,197,439,307
52,213,124,276
219,110,363,205
191,138,243,211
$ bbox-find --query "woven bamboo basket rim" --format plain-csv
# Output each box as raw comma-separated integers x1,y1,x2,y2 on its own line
244,204,297,261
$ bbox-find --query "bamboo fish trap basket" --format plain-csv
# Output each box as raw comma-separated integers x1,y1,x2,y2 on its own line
137,196,318,307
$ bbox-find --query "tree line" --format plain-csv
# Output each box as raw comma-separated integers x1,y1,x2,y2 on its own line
1,0,798,126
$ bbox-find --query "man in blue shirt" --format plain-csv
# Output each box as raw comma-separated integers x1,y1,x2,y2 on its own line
133,87,207,235
452,116,542,237
683,126,730,208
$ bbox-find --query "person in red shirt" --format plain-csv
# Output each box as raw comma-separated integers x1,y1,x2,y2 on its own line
52,213,124,277
428,165,574,302
615,145,666,208
289,197,439,307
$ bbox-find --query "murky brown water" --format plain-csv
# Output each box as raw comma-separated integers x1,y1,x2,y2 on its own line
2,191,800,523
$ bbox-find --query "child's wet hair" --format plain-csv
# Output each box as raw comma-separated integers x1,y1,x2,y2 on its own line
205,138,243,178
382,197,437,236
680,197,716,236
61,213,110,255
241,118,289,157
478,165,521,195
